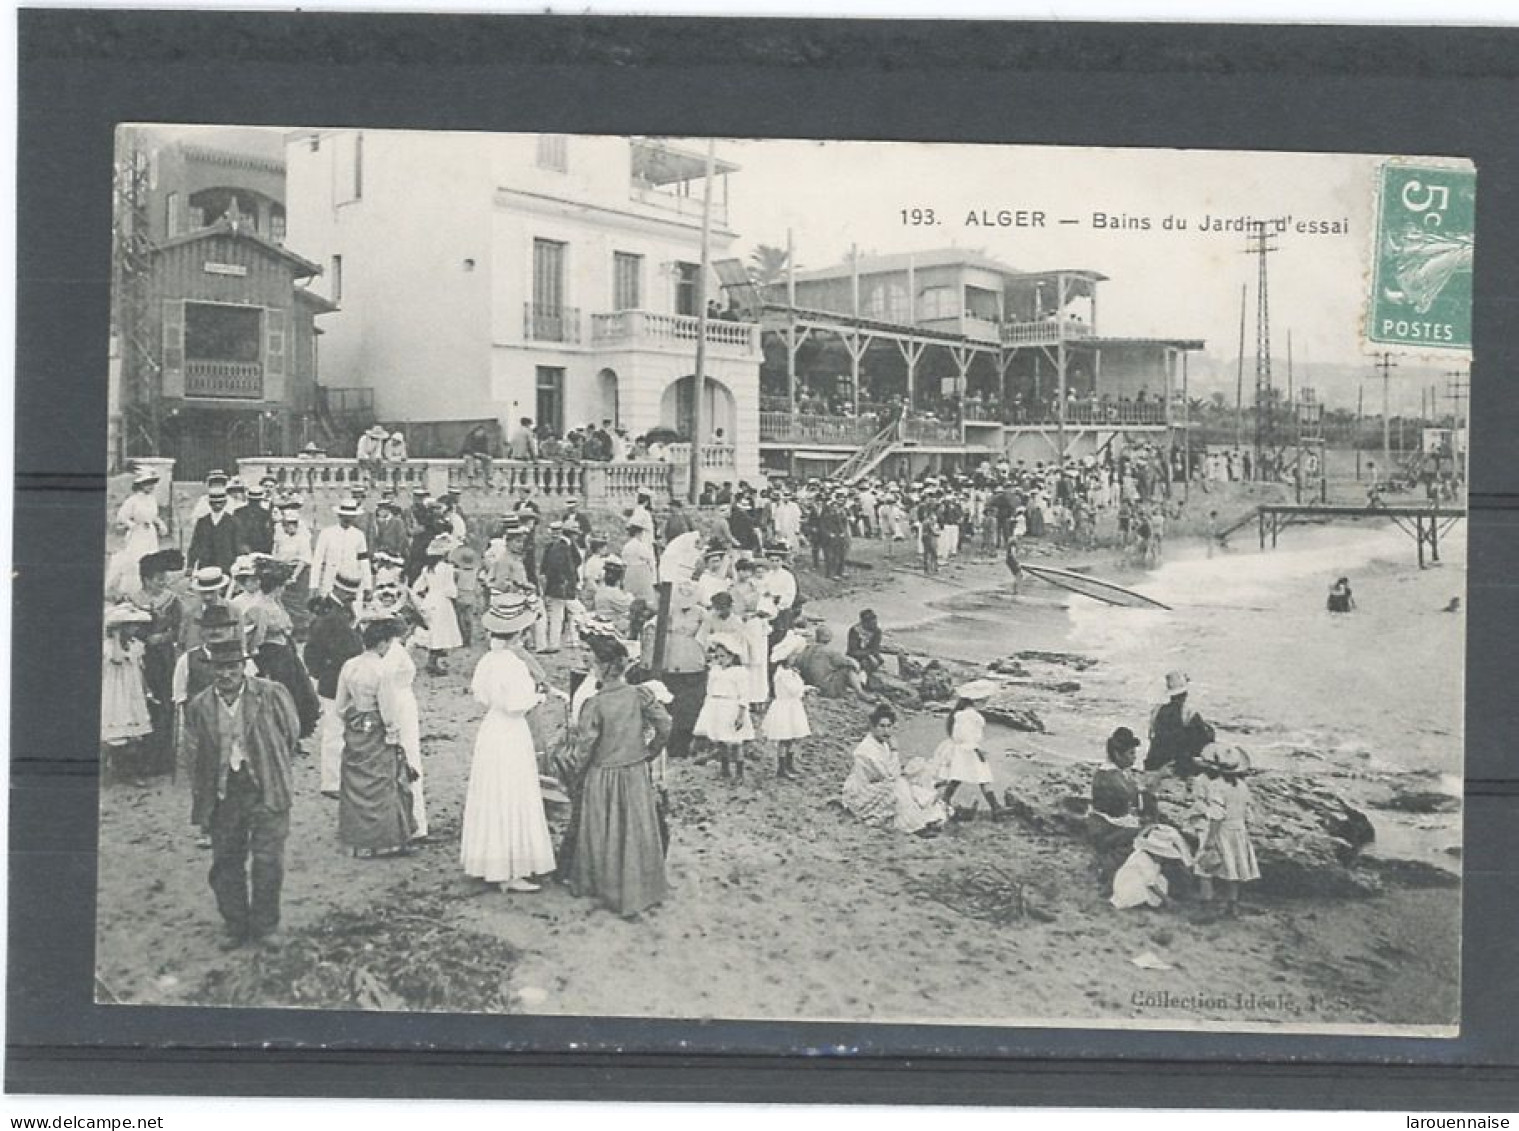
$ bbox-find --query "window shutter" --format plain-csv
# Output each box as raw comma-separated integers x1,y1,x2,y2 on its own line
161,299,185,398
264,308,286,402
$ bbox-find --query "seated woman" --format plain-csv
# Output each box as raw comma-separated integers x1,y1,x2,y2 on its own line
1088,725,1144,888
842,704,946,837
1327,576,1355,614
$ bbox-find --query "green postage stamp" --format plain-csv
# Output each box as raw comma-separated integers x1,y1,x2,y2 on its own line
1367,161,1475,350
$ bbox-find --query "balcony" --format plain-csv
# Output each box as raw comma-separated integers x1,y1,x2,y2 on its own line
524,303,581,345
628,180,731,225
1001,319,1094,346
590,310,760,356
759,411,883,446
185,359,262,400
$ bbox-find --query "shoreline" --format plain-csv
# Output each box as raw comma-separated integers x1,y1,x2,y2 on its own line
94,518,1460,1032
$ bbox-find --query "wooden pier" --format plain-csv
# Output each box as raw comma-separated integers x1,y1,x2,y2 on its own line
1252,503,1466,568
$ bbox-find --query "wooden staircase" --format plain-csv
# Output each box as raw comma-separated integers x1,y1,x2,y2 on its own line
831,419,902,484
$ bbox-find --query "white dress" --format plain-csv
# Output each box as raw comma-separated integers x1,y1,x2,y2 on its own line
933,706,993,785
461,644,555,883
693,664,755,743
381,639,426,838
414,562,463,651
741,614,771,705
762,667,811,741
106,492,161,597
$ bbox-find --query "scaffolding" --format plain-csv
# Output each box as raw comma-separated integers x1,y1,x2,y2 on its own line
112,142,160,461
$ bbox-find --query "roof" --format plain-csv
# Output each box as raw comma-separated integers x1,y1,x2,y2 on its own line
792,248,1024,282
293,286,339,313
1074,335,1206,350
154,217,323,278
630,138,740,185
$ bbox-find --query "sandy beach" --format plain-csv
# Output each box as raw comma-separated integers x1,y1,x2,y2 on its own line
94,517,1461,1035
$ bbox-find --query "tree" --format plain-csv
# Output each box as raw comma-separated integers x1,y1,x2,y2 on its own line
748,244,795,287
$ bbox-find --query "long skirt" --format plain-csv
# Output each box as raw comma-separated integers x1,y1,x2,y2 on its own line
460,709,556,883
141,641,177,776
569,760,667,917
255,640,322,738
280,575,313,641
338,710,415,852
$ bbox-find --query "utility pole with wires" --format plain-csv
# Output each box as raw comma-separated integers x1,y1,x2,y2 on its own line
1444,368,1469,484
113,138,161,464
1374,351,1398,484
1245,223,1278,479
688,138,716,504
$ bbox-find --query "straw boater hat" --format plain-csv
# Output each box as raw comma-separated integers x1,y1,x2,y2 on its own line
770,632,807,664
481,592,538,636
372,550,405,569
229,554,259,580
336,499,363,518
191,566,231,596
207,482,229,501
365,424,389,439
227,478,247,494
764,540,793,558
1164,670,1190,697
331,571,363,600
131,466,160,488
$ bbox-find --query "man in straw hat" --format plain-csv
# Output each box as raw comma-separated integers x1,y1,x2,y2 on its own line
356,423,389,484
310,498,372,599
183,634,300,949
187,481,240,576
303,572,365,798
539,519,582,654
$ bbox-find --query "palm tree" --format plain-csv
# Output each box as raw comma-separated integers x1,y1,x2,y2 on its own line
748,244,795,286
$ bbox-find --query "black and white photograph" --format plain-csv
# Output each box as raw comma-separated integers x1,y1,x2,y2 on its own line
94,126,1470,1035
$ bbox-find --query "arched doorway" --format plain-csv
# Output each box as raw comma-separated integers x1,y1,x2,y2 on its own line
596,368,620,428
661,375,736,442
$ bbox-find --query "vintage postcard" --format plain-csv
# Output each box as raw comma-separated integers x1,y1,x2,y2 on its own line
96,128,1469,1036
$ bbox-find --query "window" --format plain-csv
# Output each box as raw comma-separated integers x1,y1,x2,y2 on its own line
536,135,568,172
184,303,263,363
536,367,565,435
270,206,287,244
918,286,957,320
533,238,566,312
330,255,343,303
863,279,909,323
613,252,643,311
333,132,363,204
674,261,700,317
165,192,182,236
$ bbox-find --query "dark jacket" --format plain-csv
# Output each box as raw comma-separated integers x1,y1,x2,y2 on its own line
235,505,275,555
303,605,363,700
187,512,240,574
186,675,299,827
1145,695,1214,775
540,537,582,600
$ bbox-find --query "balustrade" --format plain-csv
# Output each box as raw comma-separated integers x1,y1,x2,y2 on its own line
589,309,758,353
185,359,263,399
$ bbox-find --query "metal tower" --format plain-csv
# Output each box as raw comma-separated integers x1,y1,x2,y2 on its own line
1247,222,1278,479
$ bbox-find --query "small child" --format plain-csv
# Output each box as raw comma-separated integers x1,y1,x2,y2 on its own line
693,634,754,782
1193,745,1260,915
763,633,812,779
101,604,154,784
932,682,1006,819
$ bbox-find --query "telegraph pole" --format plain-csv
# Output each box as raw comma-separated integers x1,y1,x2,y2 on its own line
1245,223,1278,480
1234,283,1246,452
688,138,716,505
1375,351,1397,485
1356,383,1364,481
1444,368,1469,484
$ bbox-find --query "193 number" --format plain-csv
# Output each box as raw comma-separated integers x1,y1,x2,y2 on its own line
900,208,939,226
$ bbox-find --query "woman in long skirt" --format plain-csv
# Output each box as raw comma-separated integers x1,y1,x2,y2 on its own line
378,619,426,840
244,558,322,739
101,605,155,783
106,467,165,599
334,615,416,857
568,634,673,918
414,536,463,674
462,594,555,893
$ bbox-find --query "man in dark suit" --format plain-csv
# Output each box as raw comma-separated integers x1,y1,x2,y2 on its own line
235,485,275,555
187,484,241,574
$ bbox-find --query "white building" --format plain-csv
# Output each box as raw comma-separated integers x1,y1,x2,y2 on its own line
284,130,761,481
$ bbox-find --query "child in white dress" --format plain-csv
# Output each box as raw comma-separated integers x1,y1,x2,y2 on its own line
101,605,154,783
763,633,811,779
692,633,754,782
932,682,1007,819
1193,745,1261,915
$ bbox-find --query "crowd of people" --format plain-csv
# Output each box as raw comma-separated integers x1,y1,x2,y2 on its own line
100,443,1269,953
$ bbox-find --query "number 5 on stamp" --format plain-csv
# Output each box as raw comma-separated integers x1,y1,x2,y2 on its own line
1367,162,1475,350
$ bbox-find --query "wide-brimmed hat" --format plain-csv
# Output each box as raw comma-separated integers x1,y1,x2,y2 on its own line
602,554,625,570
365,424,390,438
1106,726,1142,755
770,632,807,663
482,592,538,636
191,566,231,595
1202,744,1252,775
104,604,152,629
230,554,259,579
202,637,250,666
227,478,247,494
205,468,229,485
131,466,160,487
425,534,456,556
246,485,267,500
1164,670,1190,697
763,540,792,557
955,679,1000,701
336,499,363,518
331,571,363,598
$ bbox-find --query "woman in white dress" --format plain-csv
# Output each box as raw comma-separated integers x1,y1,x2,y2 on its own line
413,535,463,675
106,468,165,599
374,609,426,841
461,593,556,893
842,704,945,836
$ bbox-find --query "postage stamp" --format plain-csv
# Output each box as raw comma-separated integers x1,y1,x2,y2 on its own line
1367,161,1475,350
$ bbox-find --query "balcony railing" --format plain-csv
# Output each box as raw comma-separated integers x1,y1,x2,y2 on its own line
901,416,962,444
759,412,884,445
524,303,581,344
185,359,263,399
590,309,759,354
629,181,730,224
1001,319,1094,346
